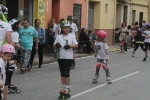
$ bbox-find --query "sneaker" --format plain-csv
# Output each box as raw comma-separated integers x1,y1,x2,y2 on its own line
125,51,127,54
25,69,31,72
20,68,25,73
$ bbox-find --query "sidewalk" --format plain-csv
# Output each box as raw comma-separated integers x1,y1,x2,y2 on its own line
32,44,120,66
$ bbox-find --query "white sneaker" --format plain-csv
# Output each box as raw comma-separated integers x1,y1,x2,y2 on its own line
125,51,127,54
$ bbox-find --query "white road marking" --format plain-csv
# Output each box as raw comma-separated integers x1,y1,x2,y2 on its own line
71,71,140,99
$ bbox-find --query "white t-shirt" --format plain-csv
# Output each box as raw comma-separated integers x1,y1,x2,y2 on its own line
70,23,78,37
53,23,58,39
57,24,62,35
11,32,19,43
0,20,12,48
54,34,78,59
96,41,109,59
144,30,150,43
0,58,6,88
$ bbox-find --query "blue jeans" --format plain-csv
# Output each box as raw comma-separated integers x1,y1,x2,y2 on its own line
21,50,31,69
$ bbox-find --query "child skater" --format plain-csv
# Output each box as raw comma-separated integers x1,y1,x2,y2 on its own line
0,44,15,100
143,24,150,61
93,30,112,84
53,20,78,99
123,31,131,54
7,18,23,94
132,28,145,57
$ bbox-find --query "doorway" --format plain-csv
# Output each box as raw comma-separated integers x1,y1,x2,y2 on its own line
6,0,18,21
139,12,143,28
123,5,128,24
88,2,94,29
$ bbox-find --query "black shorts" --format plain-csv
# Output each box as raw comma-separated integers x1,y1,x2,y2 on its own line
144,42,150,51
57,59,72,77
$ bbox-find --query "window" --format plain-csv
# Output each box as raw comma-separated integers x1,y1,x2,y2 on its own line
132,10,136,23
105,4,108,14
73,4,82,28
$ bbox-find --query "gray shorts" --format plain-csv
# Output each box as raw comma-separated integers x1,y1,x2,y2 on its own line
97,58,106,64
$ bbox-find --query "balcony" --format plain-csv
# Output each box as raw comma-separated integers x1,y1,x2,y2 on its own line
117,0,130,3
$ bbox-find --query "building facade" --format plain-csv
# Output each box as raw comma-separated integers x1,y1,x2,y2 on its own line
88,0,116,45
116,0,149,28
0,0,88,30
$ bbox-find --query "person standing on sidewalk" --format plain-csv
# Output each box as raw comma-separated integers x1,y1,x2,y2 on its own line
123,31,131,54
119,22,128,53
18,19,38,73
48,18,58,39
57,18,65,35
53,20,78,99
29,19,45,68
67,15,78,69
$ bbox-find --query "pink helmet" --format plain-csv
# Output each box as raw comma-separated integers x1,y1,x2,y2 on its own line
1,44,15,54
97,30,107,39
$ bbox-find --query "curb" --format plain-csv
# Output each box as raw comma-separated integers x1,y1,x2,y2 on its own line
32,48,120,66
32,54,91,66
109,48,120,52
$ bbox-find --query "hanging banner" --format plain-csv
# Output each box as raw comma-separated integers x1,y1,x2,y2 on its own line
36,0,46,28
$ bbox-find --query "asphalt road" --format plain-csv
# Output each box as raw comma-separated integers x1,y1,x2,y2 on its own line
7,48,150,100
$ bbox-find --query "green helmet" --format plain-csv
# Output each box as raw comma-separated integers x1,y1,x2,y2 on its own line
67,15,74,20
60,20,70,28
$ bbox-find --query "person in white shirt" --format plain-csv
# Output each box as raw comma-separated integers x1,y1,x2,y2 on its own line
53,20,78,99
93,30,112,84
7,18,23,92
57,18,65,35
67,15,78,69
48,18,58,39
0,44,15,100
143,24,150,61
0,5,14,48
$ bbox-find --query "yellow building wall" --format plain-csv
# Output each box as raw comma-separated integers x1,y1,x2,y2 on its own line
132,5,148,22
34,0,46,29
93,0,116,29
132,0,148,6
131,0,148,22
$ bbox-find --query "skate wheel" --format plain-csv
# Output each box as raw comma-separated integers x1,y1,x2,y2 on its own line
107,81,112,84
58,95,63,100
93,80,97,83
16,89,21,94
8,90,11,94
11,91,16,94
62,96,65,100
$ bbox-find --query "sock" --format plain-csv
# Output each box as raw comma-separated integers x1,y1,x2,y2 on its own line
62,85,65,88
65,85,70,89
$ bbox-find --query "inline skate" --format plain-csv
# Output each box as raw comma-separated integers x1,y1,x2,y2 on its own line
106,76,112,84
58,88,71,100
93,75,98,83
8,84,21,94
143,55,148,61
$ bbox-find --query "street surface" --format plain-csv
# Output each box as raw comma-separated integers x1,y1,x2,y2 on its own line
8,48,150,100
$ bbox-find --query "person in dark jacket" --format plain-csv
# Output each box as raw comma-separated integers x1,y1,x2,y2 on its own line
47,29,55,48
132,28,145,57
29,19,45,68
80,27,91,54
